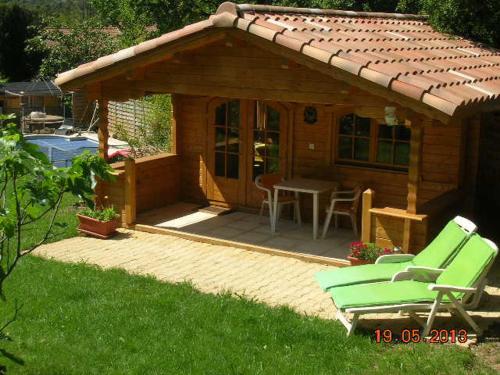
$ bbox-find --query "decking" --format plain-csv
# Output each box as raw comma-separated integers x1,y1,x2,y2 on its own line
135,203,356,266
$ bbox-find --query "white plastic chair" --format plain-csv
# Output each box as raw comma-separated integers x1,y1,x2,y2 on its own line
322,185,363,239
255,174,301,228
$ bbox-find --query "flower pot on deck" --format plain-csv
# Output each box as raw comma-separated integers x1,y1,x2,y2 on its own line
346,256,372,266
77,214,118,239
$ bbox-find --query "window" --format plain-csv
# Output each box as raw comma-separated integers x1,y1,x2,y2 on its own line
253,104,281,179
337,113,411,169
214,101,240,179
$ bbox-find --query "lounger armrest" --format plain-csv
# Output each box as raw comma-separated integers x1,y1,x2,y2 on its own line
391,267,443,282
375,254,415,264
428,284,477,293
405,266,444,274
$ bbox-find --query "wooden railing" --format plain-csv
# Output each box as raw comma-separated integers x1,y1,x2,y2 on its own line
98,153,180,226
361,189,428,253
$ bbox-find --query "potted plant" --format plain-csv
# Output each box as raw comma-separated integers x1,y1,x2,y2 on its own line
347,241,393,266
77,206,119,239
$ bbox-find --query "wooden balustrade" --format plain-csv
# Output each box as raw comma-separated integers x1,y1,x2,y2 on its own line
97,153,181,226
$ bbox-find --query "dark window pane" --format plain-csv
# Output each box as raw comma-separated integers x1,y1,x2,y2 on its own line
228,101,240,128
254,130,265,144
215,103,226,125
340,114,354,135
266,158,280,174
267,108,280,131
227,154,239,179
215,152,225,177
395,126,411,141
339,136,353,159
215,127,226,152
355,116,371,136
354,138,369,161
267,132,280,158
395,142,410,165
227,128,239,153
378,124,393,139
253,155,265,180
377,140,393,164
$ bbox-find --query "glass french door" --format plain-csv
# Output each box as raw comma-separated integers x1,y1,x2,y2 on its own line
206,99,288,208
207,99,246,206
246,101,288,208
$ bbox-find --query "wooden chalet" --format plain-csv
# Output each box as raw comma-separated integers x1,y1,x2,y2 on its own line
55,3,500,264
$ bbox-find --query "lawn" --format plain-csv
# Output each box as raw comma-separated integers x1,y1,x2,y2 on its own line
0,256,495,375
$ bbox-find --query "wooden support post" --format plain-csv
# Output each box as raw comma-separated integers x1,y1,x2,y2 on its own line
361,189,374,243
402,219,412,253
98,98,109,160
171,94,181,155
124,158,137,227
407,117,423,214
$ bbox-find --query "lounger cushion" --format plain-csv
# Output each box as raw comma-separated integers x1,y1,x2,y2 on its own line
436,235,497,298
315,262,409,290
331,281,437,310
412,220,468,268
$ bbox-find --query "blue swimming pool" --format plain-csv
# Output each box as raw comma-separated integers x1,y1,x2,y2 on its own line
26,135,99,167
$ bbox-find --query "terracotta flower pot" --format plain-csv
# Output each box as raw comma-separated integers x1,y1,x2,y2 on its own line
77,214,118,239
347,256,372,266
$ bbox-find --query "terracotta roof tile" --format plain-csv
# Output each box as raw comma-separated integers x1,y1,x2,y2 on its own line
55,2,500,117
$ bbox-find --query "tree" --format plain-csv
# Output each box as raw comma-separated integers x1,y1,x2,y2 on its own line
421,0,500,47
0,113,114,337
0,4,43,81
28,18,121,79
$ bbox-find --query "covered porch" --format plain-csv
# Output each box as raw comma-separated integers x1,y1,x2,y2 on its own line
54,3,500,263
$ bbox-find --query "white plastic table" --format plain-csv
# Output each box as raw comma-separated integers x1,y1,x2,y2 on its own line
271,178,339,239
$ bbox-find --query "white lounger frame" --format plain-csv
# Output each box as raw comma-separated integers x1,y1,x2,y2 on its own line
335,238,497,337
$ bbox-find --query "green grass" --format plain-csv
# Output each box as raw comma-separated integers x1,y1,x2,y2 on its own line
0,257,495,375
19,193,80,251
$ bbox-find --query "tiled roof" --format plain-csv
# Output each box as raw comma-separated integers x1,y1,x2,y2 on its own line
55,2,500,117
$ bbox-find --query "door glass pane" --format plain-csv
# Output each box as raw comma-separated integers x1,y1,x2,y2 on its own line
266,158,280,174
354,138,369,161
395,143,410,165
378,124,393,139
215,127,226,152
227,154,239,179
267,108,280,131
227,128,239,153
355,116,370,136
215,152,225,177
228,101,240,128
253,155,265,180
267,132,280,158
395,126,411,141
377,140,393,163
340,114,354,135
339,136,352,159
215,103,226,125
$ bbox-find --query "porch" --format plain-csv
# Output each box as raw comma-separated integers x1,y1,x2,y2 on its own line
135,203,355,264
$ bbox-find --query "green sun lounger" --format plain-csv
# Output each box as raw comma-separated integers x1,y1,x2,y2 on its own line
329,234,498,336
315,216,476,291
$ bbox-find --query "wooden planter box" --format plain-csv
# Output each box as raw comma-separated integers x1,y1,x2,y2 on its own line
77,214,118,239
347,256,373,266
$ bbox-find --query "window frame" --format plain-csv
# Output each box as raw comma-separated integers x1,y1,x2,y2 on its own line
336,113,411,171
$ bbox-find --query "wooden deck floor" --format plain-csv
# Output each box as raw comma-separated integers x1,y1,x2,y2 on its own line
136,203,357,265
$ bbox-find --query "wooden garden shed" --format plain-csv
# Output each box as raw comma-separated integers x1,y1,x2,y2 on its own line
55,2,500,262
